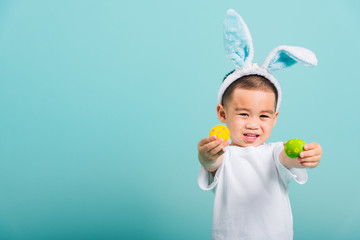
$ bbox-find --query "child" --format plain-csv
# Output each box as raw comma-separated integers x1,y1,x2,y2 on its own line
197,10,322,240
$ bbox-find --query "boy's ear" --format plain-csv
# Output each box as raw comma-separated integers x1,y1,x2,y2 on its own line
272,110,279,127
217,104,227,123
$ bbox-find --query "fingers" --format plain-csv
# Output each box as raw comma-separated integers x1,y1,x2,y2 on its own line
198,135,217,148
304,142,322,152
208,139,230,157
301,142,322,159
296,160,319,168
198,135,230,159
297,142,322,168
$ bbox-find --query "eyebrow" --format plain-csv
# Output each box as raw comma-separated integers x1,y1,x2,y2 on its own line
261,110,275,115
235,107,250,112
235,108,274,115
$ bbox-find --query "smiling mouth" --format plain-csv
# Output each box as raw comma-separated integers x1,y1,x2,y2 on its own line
243,133,260,143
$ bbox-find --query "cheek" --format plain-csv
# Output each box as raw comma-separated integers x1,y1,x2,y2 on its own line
228,122,246,139
262,122,275,134
228,119,244,130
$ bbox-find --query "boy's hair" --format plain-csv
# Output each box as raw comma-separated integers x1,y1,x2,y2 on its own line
221,72,278,109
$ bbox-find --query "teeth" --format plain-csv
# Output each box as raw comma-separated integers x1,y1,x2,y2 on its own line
244,134,258,137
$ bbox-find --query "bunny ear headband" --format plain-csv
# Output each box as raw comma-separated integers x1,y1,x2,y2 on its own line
218,9,318,110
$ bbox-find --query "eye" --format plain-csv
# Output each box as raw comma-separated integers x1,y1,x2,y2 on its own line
239,113,249,117
260,115,270,118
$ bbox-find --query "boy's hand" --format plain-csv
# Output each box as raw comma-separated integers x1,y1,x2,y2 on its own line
198,135,231,172
280,142,322,169
296,142,322,168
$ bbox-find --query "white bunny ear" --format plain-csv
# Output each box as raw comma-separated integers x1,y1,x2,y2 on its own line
261,46,318,72
224,9,254,69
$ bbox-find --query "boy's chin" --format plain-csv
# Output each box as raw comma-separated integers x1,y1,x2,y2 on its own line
231,142,263,148
231,139,266,148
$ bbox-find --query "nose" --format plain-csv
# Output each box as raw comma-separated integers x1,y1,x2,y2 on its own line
245,118,259,130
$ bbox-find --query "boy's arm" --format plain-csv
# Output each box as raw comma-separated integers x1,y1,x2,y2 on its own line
279,142,322,169
198,135,230,176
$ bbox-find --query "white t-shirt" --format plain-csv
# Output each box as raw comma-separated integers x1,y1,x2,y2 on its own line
198,142,308,240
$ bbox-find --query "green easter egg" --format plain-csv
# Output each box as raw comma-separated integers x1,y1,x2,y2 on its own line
284,139,306,159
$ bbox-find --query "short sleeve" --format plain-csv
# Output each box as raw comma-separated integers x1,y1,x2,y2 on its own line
198,165,218,191
272,142,308,186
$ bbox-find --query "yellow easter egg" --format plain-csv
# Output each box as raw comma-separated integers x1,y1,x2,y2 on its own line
209,125,230,141
284,139,306,159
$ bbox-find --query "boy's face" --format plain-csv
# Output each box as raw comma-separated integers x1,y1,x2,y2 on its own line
217,88,279,147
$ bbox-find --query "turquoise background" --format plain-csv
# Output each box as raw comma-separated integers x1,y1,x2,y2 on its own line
0,0,359,239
